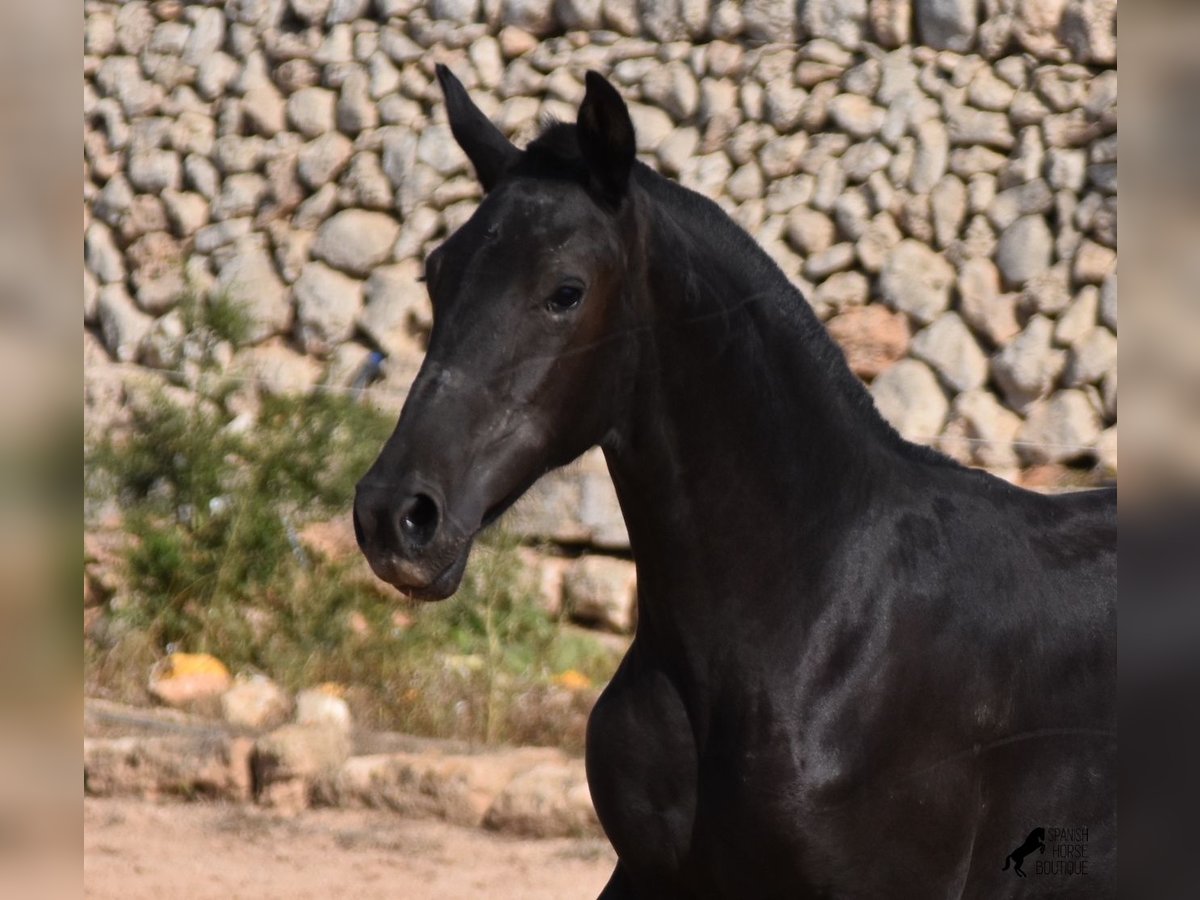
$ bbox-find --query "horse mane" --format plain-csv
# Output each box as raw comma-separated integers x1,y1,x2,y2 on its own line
520,120,957,468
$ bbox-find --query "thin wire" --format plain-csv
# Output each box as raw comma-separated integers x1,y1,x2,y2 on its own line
86,360,1111,454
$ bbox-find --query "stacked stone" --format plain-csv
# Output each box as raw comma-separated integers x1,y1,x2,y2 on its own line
83,0,1117,630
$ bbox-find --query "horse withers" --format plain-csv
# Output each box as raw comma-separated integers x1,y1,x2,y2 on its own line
354,67,1117,898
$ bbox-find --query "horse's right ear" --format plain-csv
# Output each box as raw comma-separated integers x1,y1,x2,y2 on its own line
436,64,518,192
577,71,636,207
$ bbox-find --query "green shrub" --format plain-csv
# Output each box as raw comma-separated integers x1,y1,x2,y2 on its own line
86,376,621,750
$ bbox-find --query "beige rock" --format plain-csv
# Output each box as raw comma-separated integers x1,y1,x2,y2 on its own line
828,94,885,141
826,304,911,380
98,284,154,363
879,239,955,324
221,674,292,731
295,686,353,732
870,359,949,444
563,556,637,635
1054,286,1099,346
911,311,989,392
991,315,1067,412
316,746,564,827
84,735,254,802
359,261,429,358
1016,389,1102,464
287,87,337,139
293,262,363,354
507,450,628,550
236,340,323,397
959,258,1020,346
483,761,600,838
785,207,836,256
311,209,400,277
814,270,870,313
941,389,1023,469
254,724,353,810
215,244,291,344
1063,326,1117,387
1073,240,1117,285
297,132,354,188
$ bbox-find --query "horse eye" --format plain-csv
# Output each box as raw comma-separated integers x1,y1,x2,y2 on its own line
546,284,584,313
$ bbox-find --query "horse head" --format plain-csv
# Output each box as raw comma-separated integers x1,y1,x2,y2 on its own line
353,67,641,599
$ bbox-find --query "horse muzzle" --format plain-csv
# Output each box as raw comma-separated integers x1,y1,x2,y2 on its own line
352,481,473,601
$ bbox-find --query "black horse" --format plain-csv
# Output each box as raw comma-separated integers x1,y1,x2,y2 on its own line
354,68,1116,898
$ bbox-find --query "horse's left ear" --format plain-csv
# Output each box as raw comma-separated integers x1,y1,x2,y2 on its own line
436,64,518,192
577,71,636,207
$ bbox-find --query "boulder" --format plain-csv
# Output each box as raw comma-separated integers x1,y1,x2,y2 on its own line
1060,0,1117,65
287,87,337,139
957,257,1019,345
911,311,989,392
1053,286,1099,346
483,760,600,838
564,555,637,635
254,724,352,810
1063,326,1116,387
297,132,353,188
1016,389,1103,464
742,0,801,42
221,673,292,731
293,261,363,354
310,210,399,277
802,0,869,49
995,215,1053,287
870,359,949,444
825,304,911,380
991,314,1067,412
785,208,836,256
84,735,254,802
215,244,291,344
879,240,955,325
295,686,353,732
235,340,323,397
359,261,430,358
914,0,979,52
941,389,1022,470
85,222,125,284
316,746,564,827
97,284,154,362
500,0,556,34
507,450,629,550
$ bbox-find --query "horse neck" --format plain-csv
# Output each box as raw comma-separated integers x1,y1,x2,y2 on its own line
601,176,906,643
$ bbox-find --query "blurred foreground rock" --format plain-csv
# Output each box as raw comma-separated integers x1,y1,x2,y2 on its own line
84,699,602,838
221,673,292,731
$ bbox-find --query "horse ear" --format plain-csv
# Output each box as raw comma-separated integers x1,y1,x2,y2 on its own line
435,64,518,192
576,71,636,206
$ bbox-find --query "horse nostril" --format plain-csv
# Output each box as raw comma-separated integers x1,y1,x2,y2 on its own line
398,493,439,548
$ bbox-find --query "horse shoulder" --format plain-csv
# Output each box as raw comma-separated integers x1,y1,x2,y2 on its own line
586,643,697,891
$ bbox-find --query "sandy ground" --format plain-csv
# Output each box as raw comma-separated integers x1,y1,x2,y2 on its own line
84,798,616,899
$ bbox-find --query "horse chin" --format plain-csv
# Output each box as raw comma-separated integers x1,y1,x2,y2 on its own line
374,541,474,602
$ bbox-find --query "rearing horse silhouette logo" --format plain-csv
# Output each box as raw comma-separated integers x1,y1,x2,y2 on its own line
1003,827,1046,877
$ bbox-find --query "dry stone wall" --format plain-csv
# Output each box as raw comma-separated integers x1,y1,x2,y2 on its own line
84,0,1118,630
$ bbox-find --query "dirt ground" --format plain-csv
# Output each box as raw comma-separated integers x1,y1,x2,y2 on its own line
84,798,616,899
